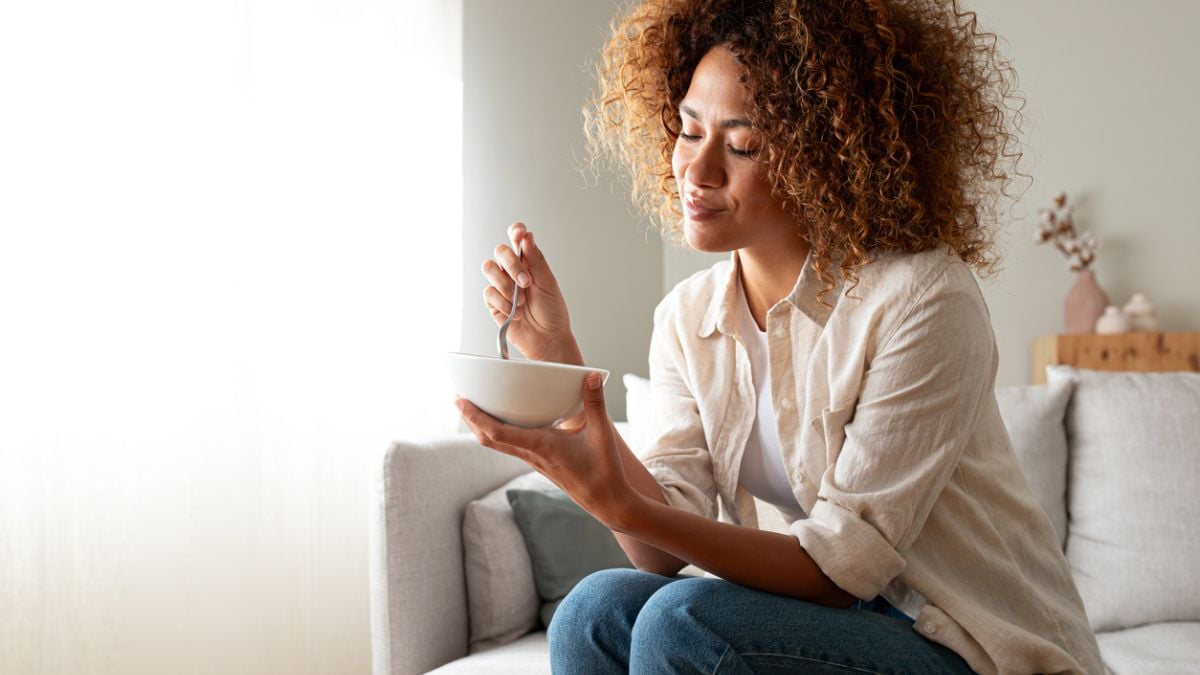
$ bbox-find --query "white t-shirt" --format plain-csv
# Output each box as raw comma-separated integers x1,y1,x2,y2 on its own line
734,273,926,620
734,276,806,513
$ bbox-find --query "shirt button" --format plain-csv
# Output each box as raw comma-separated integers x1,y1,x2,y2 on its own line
772,327,786,339
796,470,807,483
922,623,937,635
780,397,794,410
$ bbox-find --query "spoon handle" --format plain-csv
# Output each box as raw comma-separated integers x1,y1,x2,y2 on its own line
497,244,522,359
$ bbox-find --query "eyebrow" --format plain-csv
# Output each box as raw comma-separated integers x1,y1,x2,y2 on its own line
679,104,752,129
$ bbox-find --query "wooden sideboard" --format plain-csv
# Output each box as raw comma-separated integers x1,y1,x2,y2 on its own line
1031,331,1200,384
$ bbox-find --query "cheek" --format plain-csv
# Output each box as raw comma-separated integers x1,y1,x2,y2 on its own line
670,142,685,184
729,173,774,210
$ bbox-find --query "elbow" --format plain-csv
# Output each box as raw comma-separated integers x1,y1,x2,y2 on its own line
625,550,683,577
635,561,686,577
823,586,858,609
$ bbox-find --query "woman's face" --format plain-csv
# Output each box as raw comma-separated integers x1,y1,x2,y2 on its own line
672,45,799,253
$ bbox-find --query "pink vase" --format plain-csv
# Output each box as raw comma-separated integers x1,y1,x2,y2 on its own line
1063,268,1109,334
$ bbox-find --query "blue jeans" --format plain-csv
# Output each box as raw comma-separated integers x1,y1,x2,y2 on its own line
547,568,975,674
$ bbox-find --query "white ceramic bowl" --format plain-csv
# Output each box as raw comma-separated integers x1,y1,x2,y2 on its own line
445,351,610,428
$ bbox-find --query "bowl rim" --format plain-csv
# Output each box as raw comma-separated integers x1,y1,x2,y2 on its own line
446,351,610,377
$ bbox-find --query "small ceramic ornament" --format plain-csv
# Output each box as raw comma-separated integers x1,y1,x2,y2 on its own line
1095,306,1130,334
1122,292,1159,331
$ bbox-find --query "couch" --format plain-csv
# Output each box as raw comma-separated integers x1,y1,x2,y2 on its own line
369,366,1200,674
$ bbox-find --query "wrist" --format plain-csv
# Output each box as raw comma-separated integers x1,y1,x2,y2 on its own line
547,337,585,367
606,487,648,535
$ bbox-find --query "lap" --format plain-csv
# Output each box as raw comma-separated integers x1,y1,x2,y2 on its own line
633,576,974,674
558,569,973,674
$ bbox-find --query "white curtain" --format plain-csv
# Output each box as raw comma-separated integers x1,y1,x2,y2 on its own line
0,0,461,672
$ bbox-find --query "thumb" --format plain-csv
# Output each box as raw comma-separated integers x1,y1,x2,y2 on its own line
582,372,607,422
521,233,559,289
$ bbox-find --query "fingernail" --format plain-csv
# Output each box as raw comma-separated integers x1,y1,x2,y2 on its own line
588,374,602,389
518,272,531,287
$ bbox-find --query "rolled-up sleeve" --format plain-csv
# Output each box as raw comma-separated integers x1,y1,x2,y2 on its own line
790,266,996,600
638,297,719,521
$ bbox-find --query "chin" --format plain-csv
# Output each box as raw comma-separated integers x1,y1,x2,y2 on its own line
683,218,736,254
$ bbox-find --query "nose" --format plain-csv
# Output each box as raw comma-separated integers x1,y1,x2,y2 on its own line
683,136,726,190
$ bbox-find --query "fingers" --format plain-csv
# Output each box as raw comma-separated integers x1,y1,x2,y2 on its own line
456,397,550,456
508,221,527,255
481,258,523,308
496,223,532,290
456,397,525,459
483,286,522,323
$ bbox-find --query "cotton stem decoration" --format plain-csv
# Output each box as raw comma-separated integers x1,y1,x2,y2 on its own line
1034,191,1099,272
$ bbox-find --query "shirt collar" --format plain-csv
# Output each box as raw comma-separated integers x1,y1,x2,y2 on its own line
698,248,842,338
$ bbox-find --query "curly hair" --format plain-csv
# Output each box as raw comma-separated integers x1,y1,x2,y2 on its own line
582,0,1027,305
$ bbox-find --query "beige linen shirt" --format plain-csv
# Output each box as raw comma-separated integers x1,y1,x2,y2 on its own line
641,244,1104,675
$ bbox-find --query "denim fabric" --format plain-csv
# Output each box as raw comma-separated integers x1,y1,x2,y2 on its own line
548,568,975,674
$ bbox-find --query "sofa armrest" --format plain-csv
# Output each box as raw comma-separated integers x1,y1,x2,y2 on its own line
369,433,530,675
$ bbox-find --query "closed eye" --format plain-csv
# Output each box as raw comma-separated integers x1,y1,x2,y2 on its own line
678,133,756,158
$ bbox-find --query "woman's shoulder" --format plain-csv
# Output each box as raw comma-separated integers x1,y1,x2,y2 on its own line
850,243,983,310
827,244,991,355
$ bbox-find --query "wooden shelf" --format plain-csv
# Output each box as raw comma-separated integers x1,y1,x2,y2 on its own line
1031,331,1200,384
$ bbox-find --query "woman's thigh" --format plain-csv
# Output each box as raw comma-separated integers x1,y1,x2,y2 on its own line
629,577,975,675
547,567,693,675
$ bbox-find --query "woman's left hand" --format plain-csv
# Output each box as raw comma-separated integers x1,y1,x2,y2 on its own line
454,373,635,529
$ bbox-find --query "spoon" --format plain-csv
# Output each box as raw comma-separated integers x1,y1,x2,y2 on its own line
497,242,522,359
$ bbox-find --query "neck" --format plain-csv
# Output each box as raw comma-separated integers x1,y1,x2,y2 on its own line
737,240,810,332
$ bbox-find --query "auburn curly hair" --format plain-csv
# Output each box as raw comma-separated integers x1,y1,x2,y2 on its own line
583,0,1027,305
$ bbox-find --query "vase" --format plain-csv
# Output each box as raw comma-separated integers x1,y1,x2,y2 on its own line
1064,268,1109,334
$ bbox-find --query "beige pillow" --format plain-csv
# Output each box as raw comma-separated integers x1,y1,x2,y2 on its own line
1047,365,1200,632
462,471,554,652
993,381,1073,548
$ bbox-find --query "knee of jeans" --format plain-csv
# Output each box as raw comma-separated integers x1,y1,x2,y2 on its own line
630,577,713,639
549,568,644,635
570,568,646,605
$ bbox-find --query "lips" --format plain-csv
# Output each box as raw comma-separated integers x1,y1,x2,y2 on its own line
684,196,726,221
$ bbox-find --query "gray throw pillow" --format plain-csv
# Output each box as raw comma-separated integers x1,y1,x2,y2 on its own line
505,488,635,627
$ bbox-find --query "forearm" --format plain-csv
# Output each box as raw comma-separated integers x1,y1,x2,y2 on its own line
609,427,688,575
610,492,857,607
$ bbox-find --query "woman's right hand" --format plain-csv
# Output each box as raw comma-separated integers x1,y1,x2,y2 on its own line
482,222,584,366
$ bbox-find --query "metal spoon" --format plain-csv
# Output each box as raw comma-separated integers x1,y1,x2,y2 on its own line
497,243,522,359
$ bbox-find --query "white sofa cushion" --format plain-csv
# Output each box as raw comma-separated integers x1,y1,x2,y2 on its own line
1095,622,1200,675
427,631,551,674
462,471,554,653
993,381,1073,547
1047,365,1200,633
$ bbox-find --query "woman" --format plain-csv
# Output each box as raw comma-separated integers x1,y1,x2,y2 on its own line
456,0,1103,672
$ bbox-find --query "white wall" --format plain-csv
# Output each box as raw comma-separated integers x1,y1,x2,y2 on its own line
460,0,662,419
463,0,1200,400
662,0,1200,386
